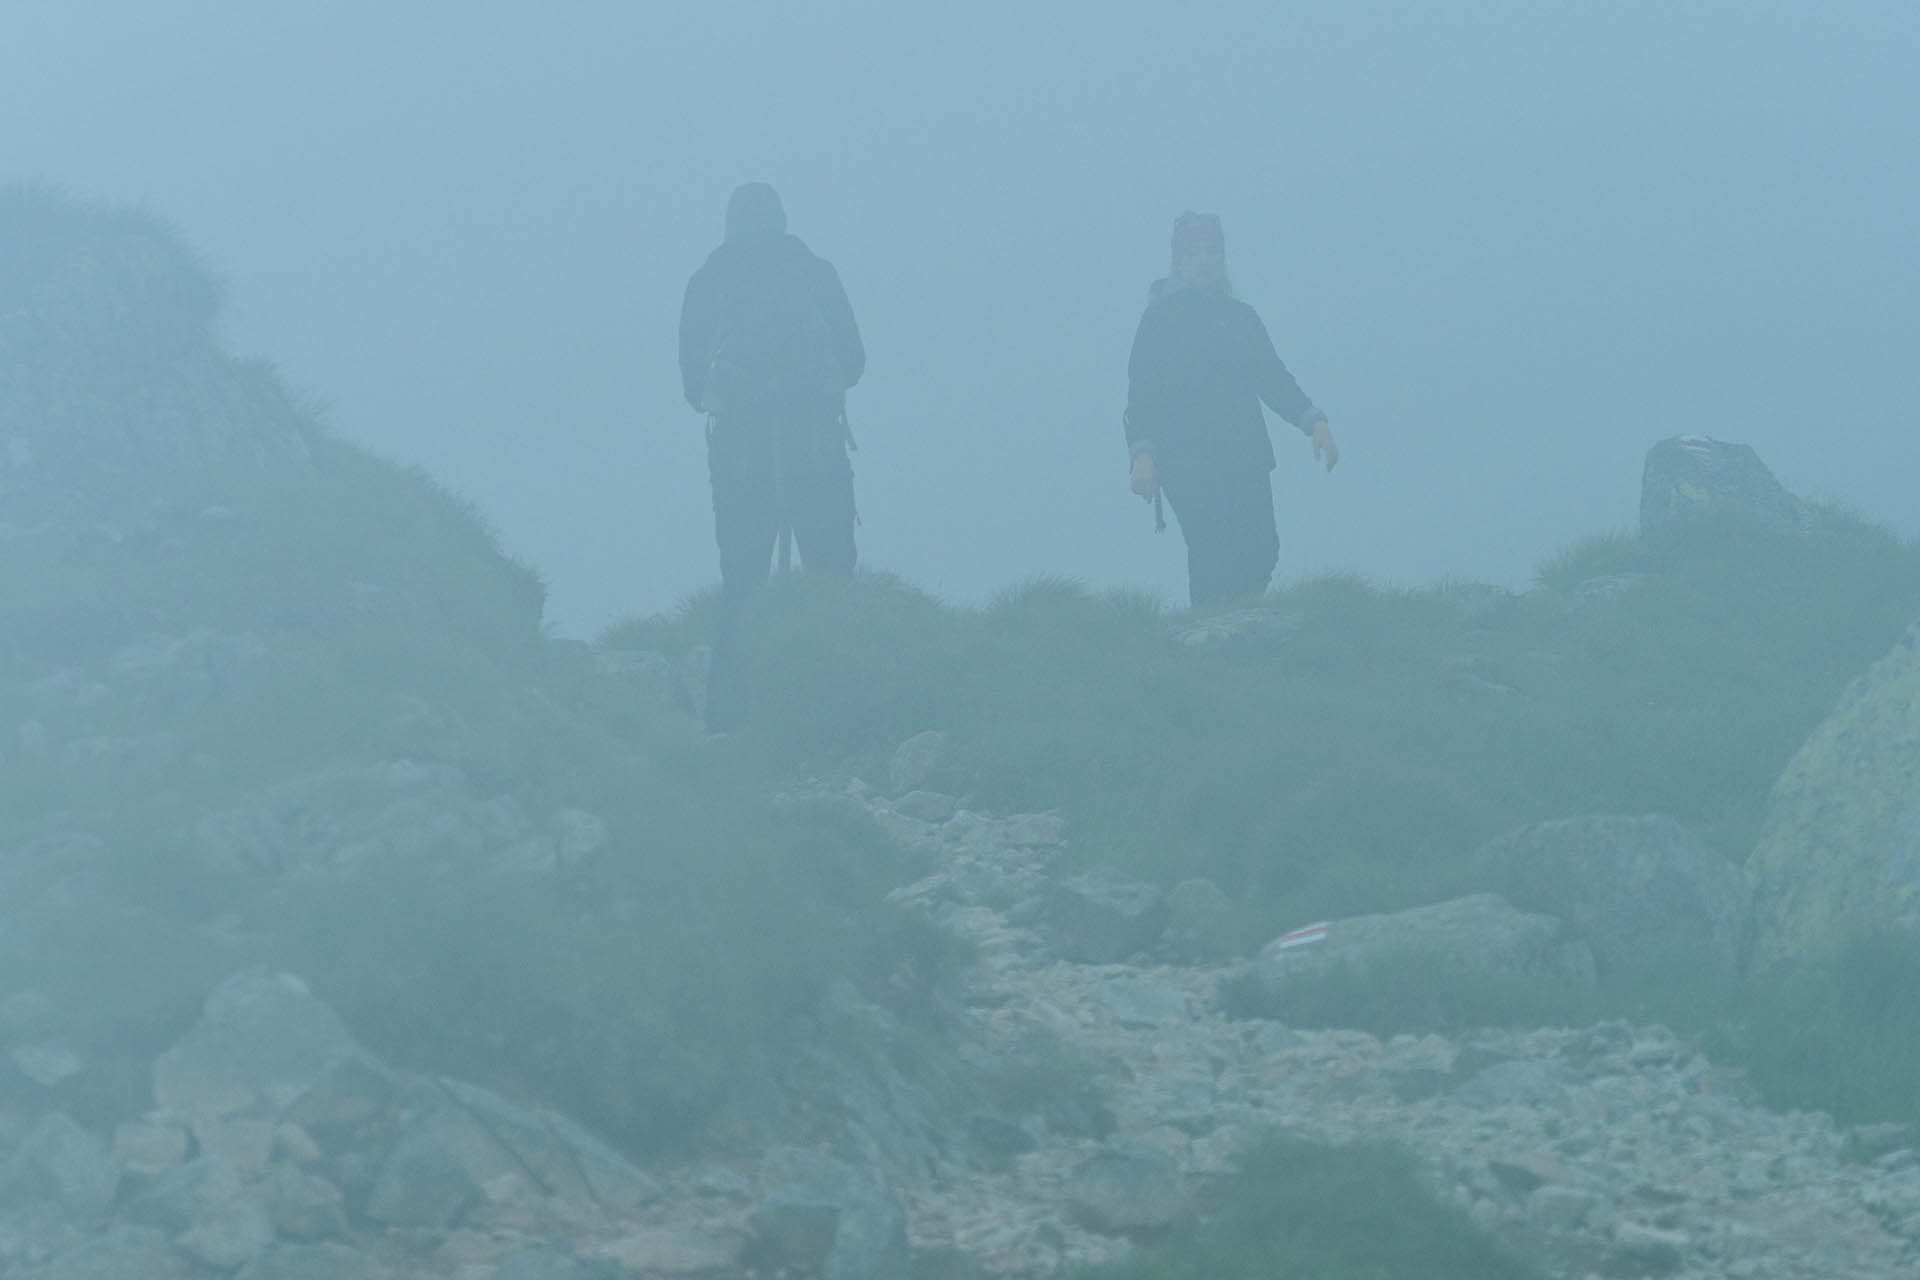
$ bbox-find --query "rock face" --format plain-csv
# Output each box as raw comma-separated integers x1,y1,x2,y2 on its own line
1473,815,1751,982
1639,436,1806,538
1748,620,1920,969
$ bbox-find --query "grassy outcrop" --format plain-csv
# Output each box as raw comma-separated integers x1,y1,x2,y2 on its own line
614,508,1920,931
0,187,926,1152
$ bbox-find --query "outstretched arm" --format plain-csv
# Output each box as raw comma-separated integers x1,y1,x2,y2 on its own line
1246,308,1324,433
1247,307,1337,471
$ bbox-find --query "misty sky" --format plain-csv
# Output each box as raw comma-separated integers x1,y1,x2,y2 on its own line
6,1,1917,636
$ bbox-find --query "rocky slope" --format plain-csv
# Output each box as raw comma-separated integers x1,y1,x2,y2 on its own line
7,770,1920,1279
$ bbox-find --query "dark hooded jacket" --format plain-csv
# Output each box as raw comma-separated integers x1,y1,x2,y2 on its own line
1124,277,1323,476
678,231,864,420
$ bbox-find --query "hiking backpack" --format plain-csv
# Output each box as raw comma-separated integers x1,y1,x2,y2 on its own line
703,256,842,420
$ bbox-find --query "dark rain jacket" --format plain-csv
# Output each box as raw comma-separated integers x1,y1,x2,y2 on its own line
678,232,864,421
1124,277,1324,477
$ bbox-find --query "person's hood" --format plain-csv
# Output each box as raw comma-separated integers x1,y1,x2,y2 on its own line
725,182,787,241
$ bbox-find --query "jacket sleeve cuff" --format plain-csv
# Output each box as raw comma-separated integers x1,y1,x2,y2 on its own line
1129,437,1157,461
1291,406,1327,435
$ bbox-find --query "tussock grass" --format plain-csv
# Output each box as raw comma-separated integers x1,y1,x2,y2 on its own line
609,504,1920,1131
614,504,1920,928
1736,932,1920,1130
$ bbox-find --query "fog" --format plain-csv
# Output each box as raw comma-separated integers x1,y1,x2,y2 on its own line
6,0,1916,636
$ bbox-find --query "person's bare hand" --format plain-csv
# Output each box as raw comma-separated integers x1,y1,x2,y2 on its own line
1130,453,1158,499
1312,421,1340,472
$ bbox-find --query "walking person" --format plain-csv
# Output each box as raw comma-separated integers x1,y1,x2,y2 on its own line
1124,211,1338,608
679,182,864,729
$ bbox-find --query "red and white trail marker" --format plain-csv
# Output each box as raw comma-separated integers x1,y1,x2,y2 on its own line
1275,921,1330,950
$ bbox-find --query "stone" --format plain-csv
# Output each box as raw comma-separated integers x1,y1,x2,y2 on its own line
364,1103,534,1227
1065,1143,1190,1233
892,790,959,824
968,1113,1038,1158
592,1226,739,1274
746,1150,909,1280
17,1224,193,1279
111,1119,189,1180
824,1180,909,1280
1846,1121,1917,1162
1048,868,1170,963
263,1165,347,1240
3,1113,121,1216
437,1078,599,1208
1173,606,1302,651
128,1157,272,1271
492,1246,596,1280
1748,620,1920,966
1451,1059,1575,1108
529,1103,663,1214
152,969,357,1123
1608,1221,1688,1274
10,1040,84,1088
281,1047,399,1141
1639,436,1805,539
179,1198,275,1270
1094,979,1193,1028
1252,893,1595,995
235,1242,387,1280
1471,815,1749,982
191,1117,276,1173
1530,1184,1598,1230
889,730,951,796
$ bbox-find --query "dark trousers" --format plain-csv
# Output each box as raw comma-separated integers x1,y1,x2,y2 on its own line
703,411,856,730
1160,464,1279,609
707,415,856,590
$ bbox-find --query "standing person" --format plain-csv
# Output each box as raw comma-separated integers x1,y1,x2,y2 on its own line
679,182,865,729
1124,211,1338,608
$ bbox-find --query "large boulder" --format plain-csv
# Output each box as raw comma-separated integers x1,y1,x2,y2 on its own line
152,970,358,1132
1639,436,1805,539
1249,894,1595,996
1471,815,1750,983
1748,620,1920,968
